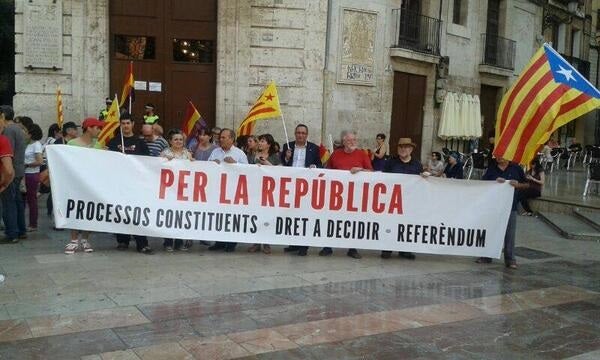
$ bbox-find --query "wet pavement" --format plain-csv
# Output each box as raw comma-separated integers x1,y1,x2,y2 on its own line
0,193,598,359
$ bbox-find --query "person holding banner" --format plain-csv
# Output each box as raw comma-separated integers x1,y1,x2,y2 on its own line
107,114,154,255
281,124,322,256
476,157,527,269
319,130,372,259
63,118,105,254
207,128,248,253
381,137,423,260
160,129,194,252
247,133,281,255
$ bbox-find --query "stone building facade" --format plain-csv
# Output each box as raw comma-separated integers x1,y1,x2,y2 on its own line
13,0,594,160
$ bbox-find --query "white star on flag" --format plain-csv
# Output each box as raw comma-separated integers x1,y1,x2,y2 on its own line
557,65,576,82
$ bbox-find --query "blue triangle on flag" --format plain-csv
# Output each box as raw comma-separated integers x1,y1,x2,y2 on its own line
544,44,600,98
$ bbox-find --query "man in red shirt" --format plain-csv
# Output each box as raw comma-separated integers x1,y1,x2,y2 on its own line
319,130,372,259
0,123,14,282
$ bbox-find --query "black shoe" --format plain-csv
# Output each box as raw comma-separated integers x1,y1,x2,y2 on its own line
53,227,64,231
2,237,18,244
381,251,392,259
347,250,362,259
18,234,27,240
138,246,154,255
284,246,299,253
208,244,225,251
297,248,308,256
399,252,415,260
224,246,236,253
319,248,333,256
116,243,129,250
475,257,492,264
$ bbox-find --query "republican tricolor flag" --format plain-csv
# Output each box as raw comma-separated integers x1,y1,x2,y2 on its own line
119,61,135,108
319,143,330,165
494,44,600,166
182,100,207,137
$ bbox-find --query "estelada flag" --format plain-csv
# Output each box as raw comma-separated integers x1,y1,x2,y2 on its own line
494,44,600,166
237,81,282,136
98,95,120,147
56,87,64,130
119,61,135,107
182,101,207,137
319,143,330,165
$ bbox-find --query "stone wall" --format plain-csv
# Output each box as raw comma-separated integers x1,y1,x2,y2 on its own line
14,0,109,132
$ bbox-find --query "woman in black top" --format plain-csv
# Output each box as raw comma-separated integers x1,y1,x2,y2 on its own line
518,157,545,216
443,151,463,179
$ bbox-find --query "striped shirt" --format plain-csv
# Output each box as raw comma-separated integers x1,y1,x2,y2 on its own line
145,136,168,157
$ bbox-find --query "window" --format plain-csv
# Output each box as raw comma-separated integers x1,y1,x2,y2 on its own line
571,29,581,58
453,0,462,24
114,35,156,60
173,39,214,63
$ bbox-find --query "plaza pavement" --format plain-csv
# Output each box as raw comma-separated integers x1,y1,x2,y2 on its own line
0,195,599,359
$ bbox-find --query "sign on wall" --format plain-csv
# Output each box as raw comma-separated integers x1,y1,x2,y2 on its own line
337,8,377,86
23,0,63,69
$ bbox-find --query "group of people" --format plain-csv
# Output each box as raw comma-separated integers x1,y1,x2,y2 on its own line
0,102,549,270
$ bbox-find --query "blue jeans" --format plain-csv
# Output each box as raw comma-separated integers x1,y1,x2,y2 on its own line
1,177,26,239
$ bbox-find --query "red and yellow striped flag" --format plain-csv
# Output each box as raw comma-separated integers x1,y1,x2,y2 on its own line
182,101,206,137
97,95,120,147
119,61,134,107
319,143,330,165
56,87,64,130
237,81,282,136
494,44,600,165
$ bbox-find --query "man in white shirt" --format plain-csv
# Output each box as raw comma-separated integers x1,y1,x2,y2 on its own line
207,128,248,164
208,128,248,253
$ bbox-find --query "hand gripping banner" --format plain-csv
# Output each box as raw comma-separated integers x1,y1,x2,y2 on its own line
47,146,513,258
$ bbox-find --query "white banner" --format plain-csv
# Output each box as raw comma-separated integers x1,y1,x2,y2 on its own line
47,146,514,258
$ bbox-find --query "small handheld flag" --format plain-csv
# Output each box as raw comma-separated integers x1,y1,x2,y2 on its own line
56,87,64,130
97,95,120,147
182,101,207,137
237,81,282,136
319,143,331,165
119,61,135,108
494,44,600,166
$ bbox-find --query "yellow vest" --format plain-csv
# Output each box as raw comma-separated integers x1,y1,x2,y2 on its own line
144,114,159,124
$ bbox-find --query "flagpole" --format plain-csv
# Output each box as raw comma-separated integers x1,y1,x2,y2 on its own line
328,133,334,153
275,91,290,146
116,93,125,154
128,93,132,114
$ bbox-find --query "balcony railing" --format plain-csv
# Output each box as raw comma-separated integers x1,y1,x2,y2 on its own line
481,33,516,70
561,54,591,79
392,9,441,56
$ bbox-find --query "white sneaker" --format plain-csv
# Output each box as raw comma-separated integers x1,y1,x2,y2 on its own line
80,239,94,253
64,241,80,255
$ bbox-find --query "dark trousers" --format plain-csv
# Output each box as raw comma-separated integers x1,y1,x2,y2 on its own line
163,238,183,249
116,233,148,251
322,247,357,253
1,177,26,239
214,241,237,251
518,188,541,213
482,210,517,265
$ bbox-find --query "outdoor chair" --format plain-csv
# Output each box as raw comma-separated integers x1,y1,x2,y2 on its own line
583,162,600,197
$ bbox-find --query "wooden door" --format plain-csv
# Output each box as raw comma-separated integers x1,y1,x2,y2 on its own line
109,0,217,131
389,72,426,153
480,85,500,143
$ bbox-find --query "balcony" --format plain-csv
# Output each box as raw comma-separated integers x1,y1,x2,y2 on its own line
391,8,441,60
481,33,516,70
561,54,591,79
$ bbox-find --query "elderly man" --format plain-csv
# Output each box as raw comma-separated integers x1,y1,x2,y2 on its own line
381,137,423,260
319,130,372,259
477,157,527,269
281,124,322,256
208,128,248,252
141,124,168,157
